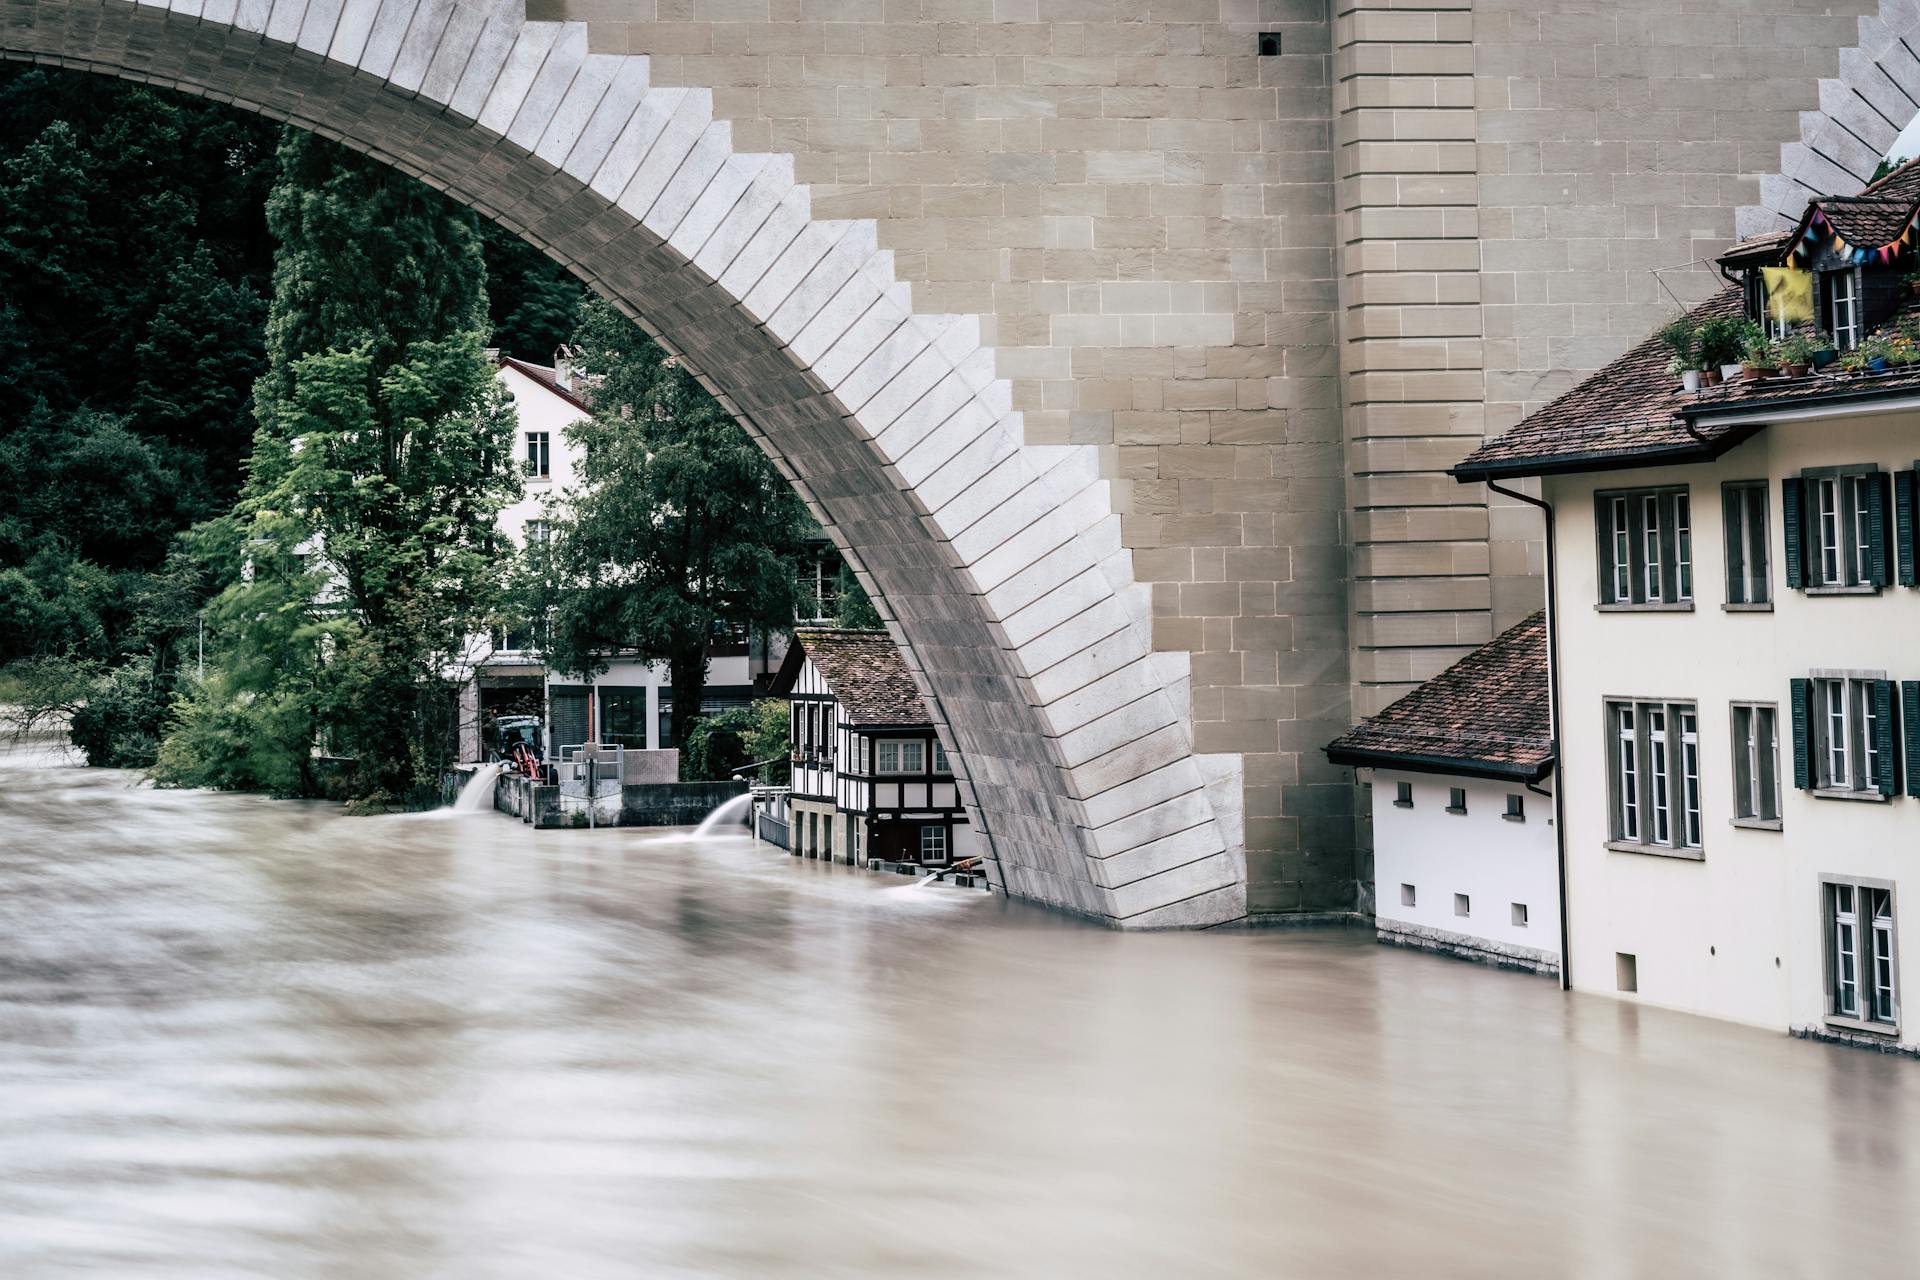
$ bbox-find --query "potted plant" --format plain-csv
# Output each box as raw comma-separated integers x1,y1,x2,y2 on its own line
1656,315,1701,390
1777,330,1815,377
1838,347,1870,374
1861,334,1894,373
1696,316,1748,382
1903,268,1920,299
1809,330,1840,370
1738,323,1777,381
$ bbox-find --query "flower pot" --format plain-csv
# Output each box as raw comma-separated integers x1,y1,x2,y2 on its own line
1681,369,1704,392
1812,349,1839,369
1720,362,1745,382
1740,363,1767,382
1870,356,1891,373
1701,368,1721,387
1784,362,1810,378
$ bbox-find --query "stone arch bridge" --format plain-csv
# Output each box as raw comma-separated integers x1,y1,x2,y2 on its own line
2,0,1907,925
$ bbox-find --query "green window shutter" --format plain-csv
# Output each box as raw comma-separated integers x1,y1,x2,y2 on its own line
1875,679,1897,796
1790,677,1812,790
1904,682,1920,798
1869,472,1891,587
1898,471,1917,588
1781,477,1805,590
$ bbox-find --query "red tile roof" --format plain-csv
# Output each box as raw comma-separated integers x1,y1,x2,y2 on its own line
773,629,931,727
1454,287,1756,479
498,355,594,414
1325,613,1551,781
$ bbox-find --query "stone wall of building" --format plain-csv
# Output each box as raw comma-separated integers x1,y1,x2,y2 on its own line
554,0,1355,912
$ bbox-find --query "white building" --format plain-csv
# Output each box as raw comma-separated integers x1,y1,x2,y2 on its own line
1453,170,1920,1055
1327,615,1561,976
770,629,974,867
460,353,819,762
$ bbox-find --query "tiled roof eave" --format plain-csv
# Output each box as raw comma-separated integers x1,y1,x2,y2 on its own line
1324,743,1554,782
1450,426,1760,482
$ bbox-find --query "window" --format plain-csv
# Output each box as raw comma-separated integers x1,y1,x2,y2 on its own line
933,741,950,774
1729,703,1781,825
1504,793,1525,822
920,824,948,864
1400,883,1416,908
1393,781,1413,808
798,557,833,623
524,519,550,547
876,740,925,774
1722,482,1770,606
1829,268,1861,350
524,431,551,478
1785,468,1886,590
1824,880,1897,1029
1454,893,1470,918
1511,903,1529,928
599,688,648,751
1796,676,1895,797
1597,488,1692,606
1605,699,1702,853
1446,787,1466,814
859,737,870,774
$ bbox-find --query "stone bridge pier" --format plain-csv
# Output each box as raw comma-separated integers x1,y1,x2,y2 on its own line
2,0,1906,923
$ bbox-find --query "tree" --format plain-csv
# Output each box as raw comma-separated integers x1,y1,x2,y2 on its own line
480,221,587,362
682,697,792,782
834,563,883,629
174,130,520,803
528,297,811,750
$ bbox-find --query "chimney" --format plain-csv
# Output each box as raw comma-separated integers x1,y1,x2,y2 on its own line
484,347,500,364
553,344,575,391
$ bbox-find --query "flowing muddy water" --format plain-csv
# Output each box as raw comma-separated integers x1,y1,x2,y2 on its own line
0,746,1915,1278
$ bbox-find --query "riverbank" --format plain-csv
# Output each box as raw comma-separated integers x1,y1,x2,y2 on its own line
0,744,1914,1277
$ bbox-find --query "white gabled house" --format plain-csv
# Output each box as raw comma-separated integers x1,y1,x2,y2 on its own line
1327,614,1562,977
459,352,829,764
771,629,974,867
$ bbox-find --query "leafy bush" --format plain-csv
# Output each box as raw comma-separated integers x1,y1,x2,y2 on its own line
681,697,792,782
65,656,171,768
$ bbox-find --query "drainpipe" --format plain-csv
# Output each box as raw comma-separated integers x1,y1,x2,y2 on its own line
1487,477,1573,993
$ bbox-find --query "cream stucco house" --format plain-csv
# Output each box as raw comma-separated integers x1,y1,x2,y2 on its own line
1451,162,1920,1055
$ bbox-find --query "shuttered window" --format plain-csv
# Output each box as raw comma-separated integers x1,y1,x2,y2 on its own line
1793,675,1899,797
1605,699,1702,852
1596,487,1692,606
1782,467,1888,590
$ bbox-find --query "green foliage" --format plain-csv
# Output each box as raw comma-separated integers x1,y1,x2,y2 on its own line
521,297,812,747
165,131,519,805
66,656,171,768
833,563,883,629
1695,316,1750,370
1655,315,1697,370
681,697,793,782
480,220,588,361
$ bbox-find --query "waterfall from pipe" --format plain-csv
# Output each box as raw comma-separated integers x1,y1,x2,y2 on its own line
452,762,505,812
691,792,751,838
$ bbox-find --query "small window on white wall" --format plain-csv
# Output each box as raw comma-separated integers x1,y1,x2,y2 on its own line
1511,903,1529,927
1504,793,1525,821
1400,884,1416,908
1454,893,1470,918
1393,781,1413,808
1447,787,1466,815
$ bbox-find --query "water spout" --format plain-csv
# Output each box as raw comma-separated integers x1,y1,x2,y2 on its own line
452,762,505,812
691,792,751,837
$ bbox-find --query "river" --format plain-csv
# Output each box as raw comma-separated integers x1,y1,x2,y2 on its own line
0,743,1914,1278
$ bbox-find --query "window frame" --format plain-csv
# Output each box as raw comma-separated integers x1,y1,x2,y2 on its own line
919,824,949,864
1807,673,1895,800
875,739,925,775
1604,697,1704,858
1829,266,1862,351
1393,780,1413,808
1797,464,1885,592
1595,486,1694,609
1821,875,1899,1035
524,430,552,479
1728,701,1782,830
1721,480,1771,609
1446,786,1467,815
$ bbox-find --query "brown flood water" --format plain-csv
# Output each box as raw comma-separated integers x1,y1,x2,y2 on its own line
0,742,1915,1278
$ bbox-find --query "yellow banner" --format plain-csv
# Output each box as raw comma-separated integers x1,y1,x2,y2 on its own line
1761,266,1814,325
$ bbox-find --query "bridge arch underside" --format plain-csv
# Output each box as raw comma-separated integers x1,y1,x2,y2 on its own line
3,0,1246,926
